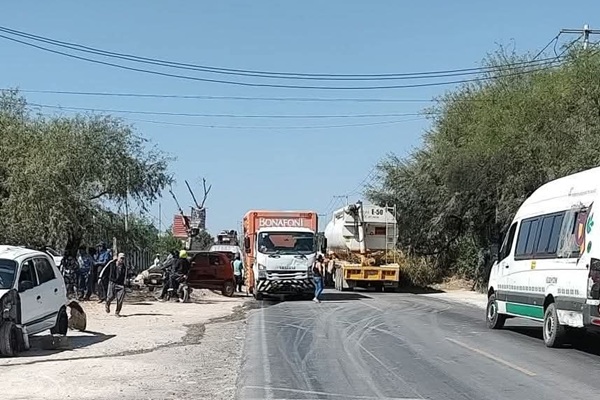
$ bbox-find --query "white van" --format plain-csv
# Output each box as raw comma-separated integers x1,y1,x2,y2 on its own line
487,166,600,347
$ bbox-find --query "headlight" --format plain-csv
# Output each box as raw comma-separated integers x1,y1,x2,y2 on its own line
258,264,266,271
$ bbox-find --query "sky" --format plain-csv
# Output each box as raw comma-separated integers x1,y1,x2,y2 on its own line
0,1,598,234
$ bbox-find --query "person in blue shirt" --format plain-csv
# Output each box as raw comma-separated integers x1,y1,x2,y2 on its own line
77,246,94,300
232,253,244,293
95,242,113,302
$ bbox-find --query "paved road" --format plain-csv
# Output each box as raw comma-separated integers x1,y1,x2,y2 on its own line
236,290,600,400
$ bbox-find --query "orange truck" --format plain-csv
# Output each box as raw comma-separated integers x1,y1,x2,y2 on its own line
242,210,319,300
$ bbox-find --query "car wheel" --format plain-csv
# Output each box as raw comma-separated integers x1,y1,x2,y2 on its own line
543,303,566,348
51,307,69,335
222,281,235,297
0,321,19,357
486,293,506,329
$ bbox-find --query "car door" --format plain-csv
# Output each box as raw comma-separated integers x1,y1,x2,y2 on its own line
17,258,46,334
34,256,63,329
206,254,222,289
188,253,208,289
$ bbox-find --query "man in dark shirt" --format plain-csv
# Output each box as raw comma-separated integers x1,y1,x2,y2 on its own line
169,250,191,296
105,253,127,317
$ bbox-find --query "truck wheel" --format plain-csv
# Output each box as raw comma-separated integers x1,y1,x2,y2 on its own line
50,307,69,335
486,293,506,329
222,281,235,297
0,321,19,357
543,303,566,348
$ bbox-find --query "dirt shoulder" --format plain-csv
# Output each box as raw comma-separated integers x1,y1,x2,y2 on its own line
0,289,251,400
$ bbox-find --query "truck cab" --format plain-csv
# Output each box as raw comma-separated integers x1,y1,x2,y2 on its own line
243,210,318,300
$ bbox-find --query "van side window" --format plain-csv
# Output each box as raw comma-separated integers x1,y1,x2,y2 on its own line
515,220,534,257
516,211,567,260
499,222,518,260
535,213,564,255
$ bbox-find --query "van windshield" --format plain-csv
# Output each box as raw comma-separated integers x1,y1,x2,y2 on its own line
258,232,315,255
0,259,17,290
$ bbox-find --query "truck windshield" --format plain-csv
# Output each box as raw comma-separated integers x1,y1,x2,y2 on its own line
0,259,16,290
258,232,315,255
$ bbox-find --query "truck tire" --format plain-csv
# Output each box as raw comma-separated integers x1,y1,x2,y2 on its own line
50,307,69,335
0,321,19,357
543,303,566,348
486,293,506,329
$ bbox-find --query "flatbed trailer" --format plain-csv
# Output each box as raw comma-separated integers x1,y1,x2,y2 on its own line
333,262,400,292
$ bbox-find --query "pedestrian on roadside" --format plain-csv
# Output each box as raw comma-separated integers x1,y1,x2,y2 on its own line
77,245,94,300
313,254,325,303
232,253,244,293
95,242,112,302
105,253,128,317
158,250,179,301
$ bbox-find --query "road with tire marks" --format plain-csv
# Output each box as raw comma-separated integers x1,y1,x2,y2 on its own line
237,290,600,400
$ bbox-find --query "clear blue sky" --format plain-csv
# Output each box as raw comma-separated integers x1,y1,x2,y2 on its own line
1,1,598,234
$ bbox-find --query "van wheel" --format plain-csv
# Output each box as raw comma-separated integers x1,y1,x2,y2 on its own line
51,307,68,335
222,281,235,297
0,321,19,357
486,293,506,329
543,303,566,348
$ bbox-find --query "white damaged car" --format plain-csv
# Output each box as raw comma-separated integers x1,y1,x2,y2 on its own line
0,246,86,356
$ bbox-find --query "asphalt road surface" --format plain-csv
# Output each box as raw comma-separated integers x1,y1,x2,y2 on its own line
236,290,600,400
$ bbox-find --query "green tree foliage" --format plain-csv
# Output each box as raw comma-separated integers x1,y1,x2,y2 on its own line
190,230,215,251
0,90,172,255
367,48,600,287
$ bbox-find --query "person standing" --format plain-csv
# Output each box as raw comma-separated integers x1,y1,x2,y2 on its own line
105,253,128,317
77,246,94,300
95,242,112,302
232,253,244,293
313,254,325,303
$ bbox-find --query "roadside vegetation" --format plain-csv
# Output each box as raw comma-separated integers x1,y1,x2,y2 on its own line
0,90,176,256
368,47,600,290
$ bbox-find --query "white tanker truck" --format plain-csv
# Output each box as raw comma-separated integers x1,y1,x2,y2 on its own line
324,201,400,292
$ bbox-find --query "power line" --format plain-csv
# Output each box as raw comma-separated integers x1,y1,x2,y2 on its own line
0,24,567,81
30,102,427,129
26,102,422,119
0,32,565,91
6,89,441,103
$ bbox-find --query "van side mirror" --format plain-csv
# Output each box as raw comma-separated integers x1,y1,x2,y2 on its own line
18,280,34,292
244,237,250,253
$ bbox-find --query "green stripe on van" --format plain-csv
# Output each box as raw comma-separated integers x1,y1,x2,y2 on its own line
506,303,544,319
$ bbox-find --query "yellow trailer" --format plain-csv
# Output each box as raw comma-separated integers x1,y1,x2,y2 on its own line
333,262,400,292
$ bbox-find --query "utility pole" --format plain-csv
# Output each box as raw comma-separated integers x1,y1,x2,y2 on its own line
124,173,129,233
158,202,162,233
561,24,600,50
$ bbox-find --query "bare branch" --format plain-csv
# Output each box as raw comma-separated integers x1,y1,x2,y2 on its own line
200,178,212,208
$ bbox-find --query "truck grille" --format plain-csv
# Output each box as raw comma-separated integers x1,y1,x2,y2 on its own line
267,270,308,280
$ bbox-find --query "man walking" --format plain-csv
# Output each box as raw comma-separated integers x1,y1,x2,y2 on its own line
233,253,244,293
105,253,128,317
95,242,112,302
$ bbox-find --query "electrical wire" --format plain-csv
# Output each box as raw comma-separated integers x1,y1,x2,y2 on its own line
0,89,446,103
0,33,565,90
26,102,422,119
0,25,567,81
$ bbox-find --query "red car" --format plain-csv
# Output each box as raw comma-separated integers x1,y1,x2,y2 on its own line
188,251,235,297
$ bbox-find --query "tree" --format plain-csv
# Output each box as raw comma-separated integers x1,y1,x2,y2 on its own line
0,90,172,255
367,48,600,286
